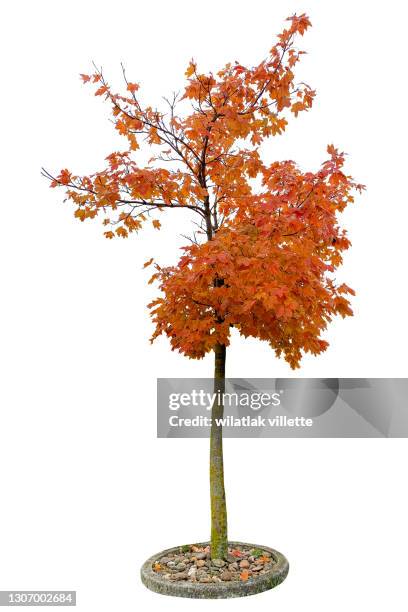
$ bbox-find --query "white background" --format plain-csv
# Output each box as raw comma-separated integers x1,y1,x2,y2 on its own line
1,0,407,610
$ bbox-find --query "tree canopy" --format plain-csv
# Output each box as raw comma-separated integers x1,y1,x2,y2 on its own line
44,13,364,368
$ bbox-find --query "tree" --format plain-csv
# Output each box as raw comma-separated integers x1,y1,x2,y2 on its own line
43,13,364,561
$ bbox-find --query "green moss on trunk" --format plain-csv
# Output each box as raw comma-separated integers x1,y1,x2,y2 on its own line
210,343,228,559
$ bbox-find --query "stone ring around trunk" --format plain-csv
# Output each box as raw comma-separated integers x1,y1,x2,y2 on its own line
140,541,289,599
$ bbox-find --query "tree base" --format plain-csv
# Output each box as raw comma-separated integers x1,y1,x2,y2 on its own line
140,541,289,599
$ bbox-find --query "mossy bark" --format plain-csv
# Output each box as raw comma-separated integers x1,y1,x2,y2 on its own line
210,343,228,559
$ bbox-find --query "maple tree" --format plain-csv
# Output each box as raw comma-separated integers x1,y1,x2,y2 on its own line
44,14,364,561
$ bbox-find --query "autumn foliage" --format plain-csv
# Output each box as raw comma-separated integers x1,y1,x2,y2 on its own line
44,14,364,369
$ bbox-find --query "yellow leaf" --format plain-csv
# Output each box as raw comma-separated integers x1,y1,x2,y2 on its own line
185,61,196,78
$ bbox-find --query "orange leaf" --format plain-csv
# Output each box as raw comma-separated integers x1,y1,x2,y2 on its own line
127,82,139,93
74,209,86,222
149,128,161,145
116,226,128,238
95,85,108,96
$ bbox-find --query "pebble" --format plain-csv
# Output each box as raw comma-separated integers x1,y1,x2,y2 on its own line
196,570,208,580
199,575,210,583
195,552,207,560
153,545,274,585
172,571,188,581
212,559,226,568
176,562,187,571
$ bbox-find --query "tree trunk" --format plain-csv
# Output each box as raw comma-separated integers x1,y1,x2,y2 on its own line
210,343,228,559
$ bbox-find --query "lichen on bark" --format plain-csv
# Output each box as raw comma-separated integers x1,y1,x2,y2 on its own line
210,342,228,559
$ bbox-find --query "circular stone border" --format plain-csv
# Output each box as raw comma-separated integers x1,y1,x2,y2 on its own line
140,541,289,599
